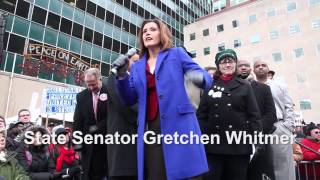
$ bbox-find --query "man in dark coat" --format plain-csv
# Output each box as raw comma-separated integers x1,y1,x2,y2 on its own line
73,68,108,180
106,54,139,180
237,60,277,134
237,60,277,180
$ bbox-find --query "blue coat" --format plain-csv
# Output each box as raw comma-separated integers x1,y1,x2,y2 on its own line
117,47,212,180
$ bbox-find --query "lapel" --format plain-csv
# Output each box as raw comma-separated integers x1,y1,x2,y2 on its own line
86,89,95,121
155,49,169,75
136,55,147,89
97,83,108,120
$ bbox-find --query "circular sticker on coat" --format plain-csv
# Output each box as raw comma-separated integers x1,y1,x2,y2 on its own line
99,93,108,101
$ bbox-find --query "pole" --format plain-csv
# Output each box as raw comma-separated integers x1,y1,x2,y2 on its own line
5,53,17,117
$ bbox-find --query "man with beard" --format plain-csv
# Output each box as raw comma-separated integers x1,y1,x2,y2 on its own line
237,60,277,180
73,68,108,180
253,60,296,180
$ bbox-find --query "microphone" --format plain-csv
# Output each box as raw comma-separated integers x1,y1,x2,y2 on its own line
111,48,137,75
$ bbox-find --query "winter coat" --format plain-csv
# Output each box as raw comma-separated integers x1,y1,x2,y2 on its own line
0,151,30,180
116,47,212,180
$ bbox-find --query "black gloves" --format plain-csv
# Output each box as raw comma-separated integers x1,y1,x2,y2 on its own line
68,166,81,176
50,172,62,180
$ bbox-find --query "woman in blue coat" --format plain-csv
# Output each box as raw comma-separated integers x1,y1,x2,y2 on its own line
113,19,212,180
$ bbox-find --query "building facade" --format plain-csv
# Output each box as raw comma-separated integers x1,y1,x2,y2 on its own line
0,0,213,118
184,0,320,123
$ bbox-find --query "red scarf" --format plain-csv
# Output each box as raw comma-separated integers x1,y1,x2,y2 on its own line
220,74,234,84
55,145,76,172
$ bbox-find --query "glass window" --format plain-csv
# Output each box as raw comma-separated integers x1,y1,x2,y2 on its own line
49,0,62,14
217,24,224,32
101,62,110,77
16,0,30,19
110,51,119,62
5,15,14,31
0,0,16,13
190,33,195,40
296,73,307,83
104,36,112,49
250,34,260,44
60,18,72,35
85,14,95,29
76,0,86,10
34,0,48,9
13,17,30,36
300,99,311,110
72,22,83,39
47,12,60,30
57,32,70,49
218,43,225,51
294,48,304,58
62,3,74,20
94,19,104,33
311,20,320,29
96,6,105,20
4,52,14,72
203,29,209,36
102,49,111,63
82,41,92,57
114,15,122,29
272,52,282,62
14,54,24,74
87,1,97,16
289,24,300,34
70,37,81,53
84,27,93,43
128,35,136,47
317,43,320,55
74,9,84,24
92,46,102,60
266,8,276,17
232,20,239,28
112,27,121,41
105,11,114,24
93,32,103,46
29,23,44,41
249,14,257,24
309,0,320,6
269,30,279,39
287,2,297,11
32,6,47,25
7,34,25,54
104,23,113,37
203,47,210,55
44,28,58,45
112,39,120,52
234,39,241,48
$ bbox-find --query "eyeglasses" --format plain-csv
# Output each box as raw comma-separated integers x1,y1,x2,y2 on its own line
19,114,30,117
219,59,235,65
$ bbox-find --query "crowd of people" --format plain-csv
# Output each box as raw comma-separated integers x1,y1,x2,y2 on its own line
0,18,320,180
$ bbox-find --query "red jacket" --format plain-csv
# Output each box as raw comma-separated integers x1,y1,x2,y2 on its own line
299,138,320,177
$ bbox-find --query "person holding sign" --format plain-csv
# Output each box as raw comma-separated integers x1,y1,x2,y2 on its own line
73,68,108,180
